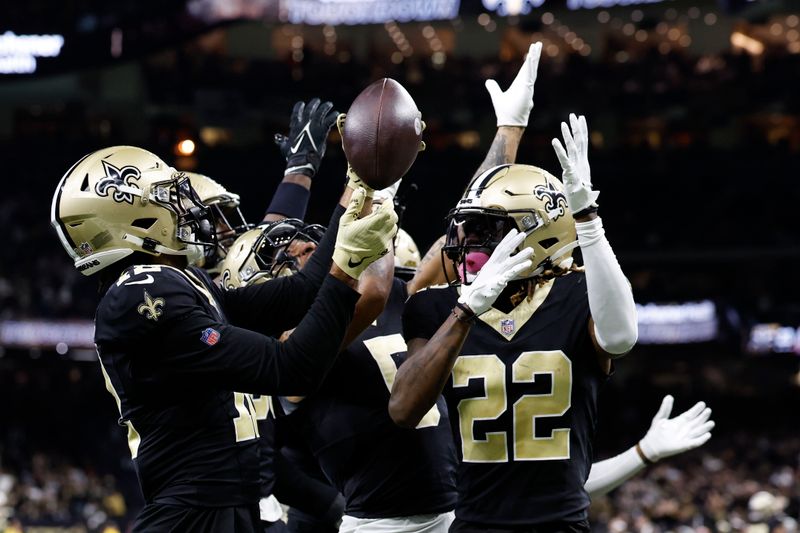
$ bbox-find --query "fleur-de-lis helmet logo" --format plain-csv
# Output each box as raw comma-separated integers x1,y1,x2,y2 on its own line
137,289,165,321
533,181,568,221
95,160,142,204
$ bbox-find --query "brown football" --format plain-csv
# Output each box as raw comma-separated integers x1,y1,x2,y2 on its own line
342,78,423,190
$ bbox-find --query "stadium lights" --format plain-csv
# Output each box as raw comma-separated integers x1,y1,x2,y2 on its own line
731,31,764,55
176,139,196,156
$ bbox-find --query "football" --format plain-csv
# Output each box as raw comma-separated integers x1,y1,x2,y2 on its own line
341,78,424,190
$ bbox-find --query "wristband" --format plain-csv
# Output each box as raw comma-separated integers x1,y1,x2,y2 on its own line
453,302,476,324
285,162,315,177
573,205,599,219
265,182,310,220
635,442,655,465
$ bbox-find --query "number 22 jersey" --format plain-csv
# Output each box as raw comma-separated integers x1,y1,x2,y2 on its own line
402,272,609,527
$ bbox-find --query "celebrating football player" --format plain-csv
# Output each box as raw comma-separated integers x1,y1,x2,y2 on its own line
51,145,397,532
389,113,638,532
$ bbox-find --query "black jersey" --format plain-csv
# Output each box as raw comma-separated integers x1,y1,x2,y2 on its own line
290,278,458,519
94,262,359,507
403,272,608,527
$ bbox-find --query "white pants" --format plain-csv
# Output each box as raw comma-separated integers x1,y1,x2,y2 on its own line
339,511,454,533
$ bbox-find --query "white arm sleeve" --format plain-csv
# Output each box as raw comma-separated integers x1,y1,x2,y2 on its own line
584,446,646,498
576,216,638,356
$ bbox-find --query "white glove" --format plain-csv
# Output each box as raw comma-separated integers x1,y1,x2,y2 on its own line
333,187,398,279
485,42,542,127
457,229,533,315
552,113,600,214
373,178,401,204
258,495,283,522
638,395,715,463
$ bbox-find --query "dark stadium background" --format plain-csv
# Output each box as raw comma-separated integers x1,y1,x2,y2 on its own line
0,0,798,531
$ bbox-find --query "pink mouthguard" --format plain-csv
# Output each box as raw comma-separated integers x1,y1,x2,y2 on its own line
459,251,491,282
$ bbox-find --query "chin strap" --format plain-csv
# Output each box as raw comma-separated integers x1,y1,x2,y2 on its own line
123,234,207,267
122,233,190,256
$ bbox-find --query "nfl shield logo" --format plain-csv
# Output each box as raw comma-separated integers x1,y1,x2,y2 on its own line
500,319,515,336
200,327,221,346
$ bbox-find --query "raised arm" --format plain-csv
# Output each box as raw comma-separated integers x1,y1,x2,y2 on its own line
470,42,541,181
585,396,714,497
265,98,338,222
552,114,638,360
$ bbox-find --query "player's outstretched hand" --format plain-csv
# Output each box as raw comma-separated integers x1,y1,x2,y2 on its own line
638,395,715,463
333,187,398,279
457,229,533,315
485,42,542,127
552,113,599,215
274,97,339,177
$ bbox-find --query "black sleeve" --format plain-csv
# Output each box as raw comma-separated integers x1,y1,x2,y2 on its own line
146,274,358,395
218,204,345,336
300,203,344,285
402,287,451,342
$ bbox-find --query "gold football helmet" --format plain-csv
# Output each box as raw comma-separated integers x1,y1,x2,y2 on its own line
186,173,250,267
394,228,421,280
51,146,216,276
218,219,325,289
443,164,577,283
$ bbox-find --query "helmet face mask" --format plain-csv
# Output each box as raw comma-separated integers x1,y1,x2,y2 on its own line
442,164,578,286
261,220,324,279
211,204,250,253
219,219,325,289
150,174,217,258
185,172,252,270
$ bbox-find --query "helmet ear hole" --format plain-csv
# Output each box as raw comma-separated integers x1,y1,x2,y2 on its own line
131,218,158,230
538,237,558,249
80,174,91,192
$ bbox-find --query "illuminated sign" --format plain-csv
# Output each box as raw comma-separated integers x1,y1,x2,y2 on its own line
0,31,64,74
482,0,665,12
747,323,800,355
0,319,94,348
635,300,718,344
565,0,664,9
481,0,544,16
283,0,461,25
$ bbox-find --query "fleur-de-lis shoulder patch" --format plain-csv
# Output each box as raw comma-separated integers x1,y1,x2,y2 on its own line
137,289,165,321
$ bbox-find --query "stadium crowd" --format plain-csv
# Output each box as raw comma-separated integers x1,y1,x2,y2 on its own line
592,433,800,532
3,427,798,531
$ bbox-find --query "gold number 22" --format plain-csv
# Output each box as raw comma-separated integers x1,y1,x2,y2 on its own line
452,350,572,463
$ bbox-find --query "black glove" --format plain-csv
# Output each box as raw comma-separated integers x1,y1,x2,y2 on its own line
274,98,338,178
